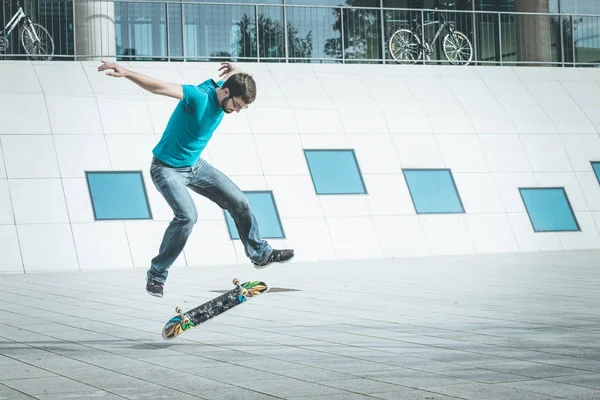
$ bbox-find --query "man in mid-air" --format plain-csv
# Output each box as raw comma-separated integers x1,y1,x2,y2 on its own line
98,60,294,298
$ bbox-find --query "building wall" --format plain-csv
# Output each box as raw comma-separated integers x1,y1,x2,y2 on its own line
2,60,600,273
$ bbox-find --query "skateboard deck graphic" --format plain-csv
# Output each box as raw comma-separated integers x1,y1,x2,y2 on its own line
161,279,269,340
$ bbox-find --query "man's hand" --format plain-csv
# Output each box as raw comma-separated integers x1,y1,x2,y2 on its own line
98,60,129,78
218,62,241,80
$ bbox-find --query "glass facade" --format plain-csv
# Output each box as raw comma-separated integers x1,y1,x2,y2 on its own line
2,0,600,63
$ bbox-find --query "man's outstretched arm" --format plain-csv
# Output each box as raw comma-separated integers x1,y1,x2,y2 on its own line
98,60,183,100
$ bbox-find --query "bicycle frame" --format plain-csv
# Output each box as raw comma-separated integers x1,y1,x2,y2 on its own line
412,10,455,47
1,6,26,37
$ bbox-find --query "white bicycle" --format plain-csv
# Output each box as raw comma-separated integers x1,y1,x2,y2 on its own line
0,0,54,60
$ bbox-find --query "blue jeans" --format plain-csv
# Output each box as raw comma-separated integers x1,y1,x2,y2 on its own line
147,157,272,283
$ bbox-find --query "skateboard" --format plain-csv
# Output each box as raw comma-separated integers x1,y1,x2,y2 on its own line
161,278,269,340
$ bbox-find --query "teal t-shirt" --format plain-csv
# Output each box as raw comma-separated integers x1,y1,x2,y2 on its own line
152,79,225,167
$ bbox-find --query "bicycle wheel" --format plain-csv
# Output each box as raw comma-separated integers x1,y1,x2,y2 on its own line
442,30,473,66
20,22,54,61
389,29,421,64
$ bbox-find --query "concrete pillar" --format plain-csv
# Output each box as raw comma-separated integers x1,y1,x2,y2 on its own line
74,0,116,60
515,0,552,65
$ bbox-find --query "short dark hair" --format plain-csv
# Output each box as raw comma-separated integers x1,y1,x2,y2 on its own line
222,73,256,105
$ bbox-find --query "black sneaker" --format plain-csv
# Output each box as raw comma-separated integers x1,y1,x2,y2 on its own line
146,276,164,298
253,249,294,269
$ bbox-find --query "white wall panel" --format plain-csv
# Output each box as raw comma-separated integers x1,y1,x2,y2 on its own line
326,216,383,259
563,81,600,107
264,175,323,219
521,80,575,106
316,73,372,103
346,134,401,174
105,135,157,171
34,63,93,95
17,224,79,271
576,172,600,211
62,178,95,223
3,61,600,273
125,221,187,268
254,134,306,176
512,66,555,81
0,225,22,272
0,142,5,179
465,214,519,254
520,135,573,172
363,174,415,216
319,196,371,218
46,95,103,135
404,76,455,102
184,220,239,266
338,110,389,134
454,173,505,214
436,134,489,173
444,77,496,103
392,134,446,168
479,135,532,173
54,135,112,178
385,115,432,134
72,222,133,269
419,215,475,256
429,117,476,135
2,135,60,178
483,79,537,104
373,215,430,258
278,218,336,262
0,94,51,134
0,62,41,93
0,180,14,224
146,98,180,135
270,72,327,99
10,179,69,224
560,135,600,171
247,106,298,134
293,109,345,134
97,97,154,134
206,134,263,176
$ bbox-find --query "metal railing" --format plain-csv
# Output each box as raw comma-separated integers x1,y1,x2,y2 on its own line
2,0,600,66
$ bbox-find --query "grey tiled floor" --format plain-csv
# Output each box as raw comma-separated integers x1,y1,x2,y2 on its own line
1,250,600,399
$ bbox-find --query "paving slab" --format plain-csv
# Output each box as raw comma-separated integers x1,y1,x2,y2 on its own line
0,249,599,399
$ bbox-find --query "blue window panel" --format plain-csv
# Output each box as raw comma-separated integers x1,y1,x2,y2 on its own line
224,191,285,240
592,162,600,183
403,169,465,214
86,171,152,220
304,150,367,195
519,188,580,232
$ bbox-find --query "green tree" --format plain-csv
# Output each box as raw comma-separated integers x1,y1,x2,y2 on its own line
324,1,382,61
235,13,313,60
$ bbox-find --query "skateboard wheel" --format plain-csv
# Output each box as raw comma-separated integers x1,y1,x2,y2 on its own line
182,316,190,324
240,288,248,296
175,306,182,314
233,278,240,285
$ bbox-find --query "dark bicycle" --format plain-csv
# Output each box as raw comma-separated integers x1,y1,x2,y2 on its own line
389,8,473,66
